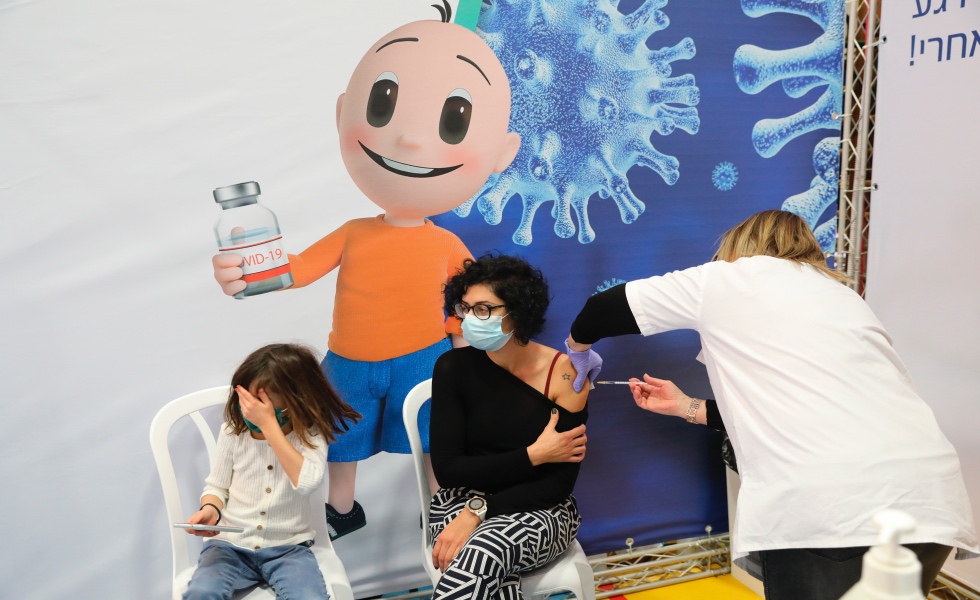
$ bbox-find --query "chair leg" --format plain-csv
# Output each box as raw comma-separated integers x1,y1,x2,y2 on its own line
575,562,596,600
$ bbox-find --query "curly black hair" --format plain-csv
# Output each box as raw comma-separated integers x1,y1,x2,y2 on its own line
444,253,550,346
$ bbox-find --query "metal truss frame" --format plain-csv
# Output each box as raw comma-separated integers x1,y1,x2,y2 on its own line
834,0,879,295
589,532,731,597
930,573,980,600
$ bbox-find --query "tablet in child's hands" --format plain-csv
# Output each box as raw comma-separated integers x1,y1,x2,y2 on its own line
174,523,245,533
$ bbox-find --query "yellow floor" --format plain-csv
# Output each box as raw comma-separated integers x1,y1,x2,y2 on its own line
622,575,759,600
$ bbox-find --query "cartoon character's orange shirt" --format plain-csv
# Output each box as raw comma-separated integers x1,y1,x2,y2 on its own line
288,215,469,362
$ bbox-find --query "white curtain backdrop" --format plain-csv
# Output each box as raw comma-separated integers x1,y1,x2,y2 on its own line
867,0,980,589
0,1,467,597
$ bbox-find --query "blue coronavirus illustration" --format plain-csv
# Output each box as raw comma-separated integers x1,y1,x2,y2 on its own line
733,0,843,158
712,161,738,191
594,277,628,294
733,0,843,246
782,136,838,251
455,0,701,245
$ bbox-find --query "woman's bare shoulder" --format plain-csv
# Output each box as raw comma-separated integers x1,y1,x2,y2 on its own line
549,353,588,413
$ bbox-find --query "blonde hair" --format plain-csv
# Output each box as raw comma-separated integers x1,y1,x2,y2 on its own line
713,210,848,282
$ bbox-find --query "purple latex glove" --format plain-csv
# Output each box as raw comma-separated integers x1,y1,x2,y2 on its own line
565,339,603,393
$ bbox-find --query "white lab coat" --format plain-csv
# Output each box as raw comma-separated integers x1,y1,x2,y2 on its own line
625,255,978,563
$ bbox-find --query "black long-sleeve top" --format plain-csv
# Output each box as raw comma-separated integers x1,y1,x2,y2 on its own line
430,346,588,518
570,284,641,344
571,283,725,432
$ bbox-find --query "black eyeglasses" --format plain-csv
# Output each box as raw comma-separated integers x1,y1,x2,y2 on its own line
454,302,506,320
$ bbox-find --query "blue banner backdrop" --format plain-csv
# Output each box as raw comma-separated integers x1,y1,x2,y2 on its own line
433,0,843,555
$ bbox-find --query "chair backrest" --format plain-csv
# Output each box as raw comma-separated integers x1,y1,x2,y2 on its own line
150,386,230,581
402,379,434,552
400,379,596,600
149,385,338,583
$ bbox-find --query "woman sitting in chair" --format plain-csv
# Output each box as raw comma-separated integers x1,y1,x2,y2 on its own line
429,254,590,599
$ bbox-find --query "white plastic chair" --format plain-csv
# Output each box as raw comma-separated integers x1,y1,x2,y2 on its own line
150,385,354,600
402,379,596,600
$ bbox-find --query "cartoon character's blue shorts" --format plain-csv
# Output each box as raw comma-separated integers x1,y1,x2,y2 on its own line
321,338,451,462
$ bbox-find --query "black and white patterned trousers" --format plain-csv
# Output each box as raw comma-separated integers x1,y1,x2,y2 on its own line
428,487,581,600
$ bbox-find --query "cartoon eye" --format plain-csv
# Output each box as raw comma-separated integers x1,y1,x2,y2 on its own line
439,88,472,145
367,71,399,127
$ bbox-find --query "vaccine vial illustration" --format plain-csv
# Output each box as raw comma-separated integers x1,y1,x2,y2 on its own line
213,181,293,298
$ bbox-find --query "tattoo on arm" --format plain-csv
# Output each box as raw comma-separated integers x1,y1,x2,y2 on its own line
562,372,571,381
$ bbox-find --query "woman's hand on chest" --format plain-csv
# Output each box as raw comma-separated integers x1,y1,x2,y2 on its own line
526,409,587,466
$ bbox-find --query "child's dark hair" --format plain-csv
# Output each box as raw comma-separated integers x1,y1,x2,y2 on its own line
224,343,360,448
444,253,550,346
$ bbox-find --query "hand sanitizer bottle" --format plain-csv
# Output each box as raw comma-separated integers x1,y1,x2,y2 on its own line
213,181,293,298
839,510,925,600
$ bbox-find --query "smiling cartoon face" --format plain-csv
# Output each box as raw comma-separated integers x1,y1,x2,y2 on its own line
337,20,520,220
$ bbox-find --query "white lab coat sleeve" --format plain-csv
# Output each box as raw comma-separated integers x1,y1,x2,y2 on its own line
624,263,706,335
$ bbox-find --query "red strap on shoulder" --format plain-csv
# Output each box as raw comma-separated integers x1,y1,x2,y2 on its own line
543,351,562,399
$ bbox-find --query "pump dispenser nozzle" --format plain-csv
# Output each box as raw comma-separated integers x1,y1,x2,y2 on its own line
840,509,924,600
871,510,918,565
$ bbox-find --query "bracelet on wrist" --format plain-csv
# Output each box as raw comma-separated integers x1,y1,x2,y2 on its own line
201,502,222,525
685,398,704,424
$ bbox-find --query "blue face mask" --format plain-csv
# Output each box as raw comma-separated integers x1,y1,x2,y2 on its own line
242,407,289,434
461,313,513,351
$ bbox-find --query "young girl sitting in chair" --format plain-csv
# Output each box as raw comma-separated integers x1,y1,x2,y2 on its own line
181,343,360,600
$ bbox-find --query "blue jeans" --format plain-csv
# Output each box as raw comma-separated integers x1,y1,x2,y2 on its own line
183,540,329,600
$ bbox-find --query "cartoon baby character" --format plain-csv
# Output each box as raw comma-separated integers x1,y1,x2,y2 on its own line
212,17,520,538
